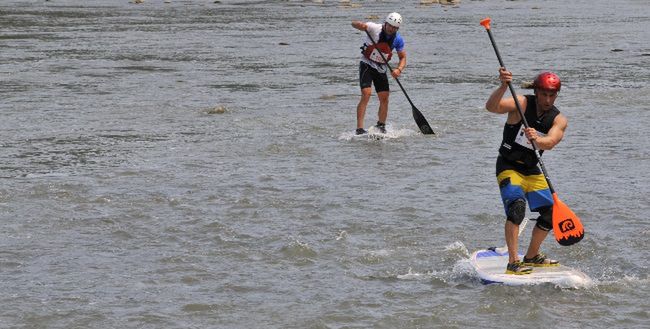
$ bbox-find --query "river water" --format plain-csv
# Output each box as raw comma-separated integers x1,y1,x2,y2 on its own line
1,0,648,328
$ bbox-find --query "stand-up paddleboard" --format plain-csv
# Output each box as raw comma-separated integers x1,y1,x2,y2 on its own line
344,125,417,141
352,133,385,140
351,126,388,140
470,247,590,287
469,219,590,287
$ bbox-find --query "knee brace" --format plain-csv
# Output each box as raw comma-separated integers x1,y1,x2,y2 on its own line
506,199,526,225
535,206,553,231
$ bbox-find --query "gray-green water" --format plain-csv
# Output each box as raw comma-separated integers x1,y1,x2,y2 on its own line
1,0,648,328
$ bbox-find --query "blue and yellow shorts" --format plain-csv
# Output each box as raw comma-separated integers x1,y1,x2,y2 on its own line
496,156,553,215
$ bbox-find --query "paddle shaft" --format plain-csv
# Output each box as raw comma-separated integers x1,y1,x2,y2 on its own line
364,30,434,134
482,27,557,193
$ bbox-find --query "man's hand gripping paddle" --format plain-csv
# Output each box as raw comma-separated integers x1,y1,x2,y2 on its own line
364,30,434,135
480,17,584,246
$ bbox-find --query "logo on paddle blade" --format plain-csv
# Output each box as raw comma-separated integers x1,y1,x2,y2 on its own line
558,218,576,233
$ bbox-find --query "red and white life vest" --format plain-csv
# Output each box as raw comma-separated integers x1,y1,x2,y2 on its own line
362,42,392,64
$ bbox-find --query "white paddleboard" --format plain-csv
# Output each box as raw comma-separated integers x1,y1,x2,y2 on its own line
342,125,418,141
470,246,591,287
351,128,387,140
352,133,385,140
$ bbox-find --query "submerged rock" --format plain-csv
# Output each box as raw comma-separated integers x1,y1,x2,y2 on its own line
207,105,227,114
319,94,337,100
340,1,361,8
521,81,534,89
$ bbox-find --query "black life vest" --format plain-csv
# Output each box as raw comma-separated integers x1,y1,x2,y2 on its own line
498,95,560,167
361,30,395,64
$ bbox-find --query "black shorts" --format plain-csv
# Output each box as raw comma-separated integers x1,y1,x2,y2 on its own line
359,61,389,93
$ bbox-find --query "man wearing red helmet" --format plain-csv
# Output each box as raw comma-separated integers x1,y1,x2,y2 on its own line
485,68,567,275
351,12,406,135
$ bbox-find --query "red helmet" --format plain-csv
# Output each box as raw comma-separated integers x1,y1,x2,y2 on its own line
533,72,561,92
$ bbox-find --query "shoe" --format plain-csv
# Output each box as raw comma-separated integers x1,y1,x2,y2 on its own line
505,261,533,275
375,121,386,134
355,128,367,135
523,253,559,267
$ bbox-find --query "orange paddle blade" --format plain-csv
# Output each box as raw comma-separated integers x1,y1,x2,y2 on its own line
551,193,584,246
480,17,491,30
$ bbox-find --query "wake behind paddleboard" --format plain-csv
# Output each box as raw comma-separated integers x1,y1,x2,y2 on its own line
470,247,591,287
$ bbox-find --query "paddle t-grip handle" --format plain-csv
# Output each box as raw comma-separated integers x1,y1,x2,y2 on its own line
480,17,491,30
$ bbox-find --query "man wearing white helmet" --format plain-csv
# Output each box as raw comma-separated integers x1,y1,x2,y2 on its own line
351,12,406,135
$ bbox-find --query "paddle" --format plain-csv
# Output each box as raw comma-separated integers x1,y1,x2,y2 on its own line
480,17,584,246
364,30,434,135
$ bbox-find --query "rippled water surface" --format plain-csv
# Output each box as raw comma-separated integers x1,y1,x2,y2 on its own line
1,0,648,328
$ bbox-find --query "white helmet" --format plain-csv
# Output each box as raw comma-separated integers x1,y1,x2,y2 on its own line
385,12,402,28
